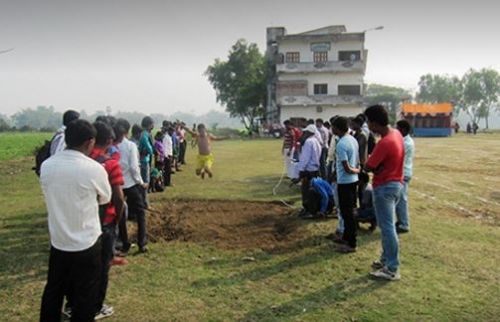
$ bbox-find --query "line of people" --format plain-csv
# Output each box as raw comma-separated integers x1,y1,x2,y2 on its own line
282,104,415,281
39,111,190,321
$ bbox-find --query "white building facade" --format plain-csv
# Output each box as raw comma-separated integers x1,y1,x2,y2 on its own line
266,25,367,124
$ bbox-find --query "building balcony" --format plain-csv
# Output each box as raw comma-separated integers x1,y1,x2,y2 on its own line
277,95,364,106
276,60,366,74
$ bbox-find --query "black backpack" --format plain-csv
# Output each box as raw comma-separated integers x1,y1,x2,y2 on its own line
33,138,54,177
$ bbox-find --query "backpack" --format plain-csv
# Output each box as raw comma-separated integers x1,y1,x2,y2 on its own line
33,139,53,177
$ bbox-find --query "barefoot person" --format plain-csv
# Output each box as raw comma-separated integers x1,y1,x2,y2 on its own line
184,123,226,179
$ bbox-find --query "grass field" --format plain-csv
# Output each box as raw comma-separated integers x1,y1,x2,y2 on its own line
0,132,499,321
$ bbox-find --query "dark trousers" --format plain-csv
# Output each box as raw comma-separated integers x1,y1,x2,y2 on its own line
319,148,328,179
163,157,172,186
300,171,320,212
118,208,130,251
40,238,101,322
96,225,115,312
179,141,187,164
338,182,358,248
123,184,147,248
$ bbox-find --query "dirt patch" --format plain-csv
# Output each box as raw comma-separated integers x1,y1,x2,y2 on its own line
138,199,306,251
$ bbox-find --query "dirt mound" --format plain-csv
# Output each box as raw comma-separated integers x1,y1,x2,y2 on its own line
141,199,305,251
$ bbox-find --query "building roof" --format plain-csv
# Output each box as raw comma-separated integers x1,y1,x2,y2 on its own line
402,103,453,115
297,25,347,36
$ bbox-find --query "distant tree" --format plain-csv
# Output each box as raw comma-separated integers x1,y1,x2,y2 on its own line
12,106,62,130
460,68,500,129
0,118,11,132
205,39,267,135
365,84,413,124
416,74,463,114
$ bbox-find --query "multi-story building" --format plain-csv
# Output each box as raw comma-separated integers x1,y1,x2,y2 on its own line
266,25,367,124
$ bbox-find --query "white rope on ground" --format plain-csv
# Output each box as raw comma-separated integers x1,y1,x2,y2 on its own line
272,160,298,209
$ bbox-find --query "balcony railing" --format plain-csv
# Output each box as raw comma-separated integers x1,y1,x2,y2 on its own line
276,60,366,74
277,95,364,106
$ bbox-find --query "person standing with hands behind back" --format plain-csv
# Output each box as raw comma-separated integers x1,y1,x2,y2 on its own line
40,120,111,322
331,117,360,253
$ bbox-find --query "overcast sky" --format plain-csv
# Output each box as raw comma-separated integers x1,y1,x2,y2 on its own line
1,0,499,116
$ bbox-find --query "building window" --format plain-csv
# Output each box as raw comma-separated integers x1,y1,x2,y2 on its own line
339,51,361,61
313,51,328,63
338,85,361,96
285,52,300,63
314,84,328,95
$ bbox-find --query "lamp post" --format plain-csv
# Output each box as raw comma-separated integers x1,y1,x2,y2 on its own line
363,26,384,33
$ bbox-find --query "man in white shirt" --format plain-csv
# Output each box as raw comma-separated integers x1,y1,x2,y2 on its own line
161,122,173,187
49,110,80,156
116,119,147,254
40,119,111,322
316,118,330,178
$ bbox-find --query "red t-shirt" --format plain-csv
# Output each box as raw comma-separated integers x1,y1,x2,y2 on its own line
90,147,124,225
366,129,404,188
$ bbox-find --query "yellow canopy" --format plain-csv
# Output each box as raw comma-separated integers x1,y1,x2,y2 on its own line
402,103,453,115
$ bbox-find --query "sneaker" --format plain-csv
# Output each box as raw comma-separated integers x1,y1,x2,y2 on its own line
335,244,356,253
370,267,401,281
62,306,72,319
396,226,409,234
138,246,149,254
371,260,384,270
95,304,114,320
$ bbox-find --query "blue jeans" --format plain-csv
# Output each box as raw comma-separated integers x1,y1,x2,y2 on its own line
332,182,344,234
395,177,411,230
373,181,402,272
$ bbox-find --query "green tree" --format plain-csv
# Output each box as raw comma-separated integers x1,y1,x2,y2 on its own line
12,106,62,130
461,68,500,129
205,39,267,135
365,84,412,124
416,74,463,114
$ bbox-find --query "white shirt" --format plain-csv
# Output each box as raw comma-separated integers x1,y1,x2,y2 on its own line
317,125,329,148
40,149,111,251
163,133,173,157
118,137,144,189
50,126,66,155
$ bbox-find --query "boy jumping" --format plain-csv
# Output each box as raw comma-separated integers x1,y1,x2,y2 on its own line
184,123,226,179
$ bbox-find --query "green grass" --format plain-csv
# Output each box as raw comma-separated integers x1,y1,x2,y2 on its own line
0,134,499,321
0,132,52,161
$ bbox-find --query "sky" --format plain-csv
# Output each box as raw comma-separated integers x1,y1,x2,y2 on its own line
0,0,499,116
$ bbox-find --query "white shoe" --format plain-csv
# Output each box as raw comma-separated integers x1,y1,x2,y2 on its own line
95,304,114,320
369,267,401,281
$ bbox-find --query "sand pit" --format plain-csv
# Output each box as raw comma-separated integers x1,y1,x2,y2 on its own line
138,199,306,251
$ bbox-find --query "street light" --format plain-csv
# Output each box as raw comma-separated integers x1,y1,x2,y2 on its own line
363,26,384,33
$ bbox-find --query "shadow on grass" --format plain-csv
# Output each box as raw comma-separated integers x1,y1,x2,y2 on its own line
0,211,48,288
239,275,387,322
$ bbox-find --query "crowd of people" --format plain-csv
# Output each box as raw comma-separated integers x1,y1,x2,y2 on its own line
281,104,415,281
38,104,413,321
38,110,221,321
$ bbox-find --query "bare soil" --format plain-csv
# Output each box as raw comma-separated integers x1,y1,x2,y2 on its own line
136,199,306,251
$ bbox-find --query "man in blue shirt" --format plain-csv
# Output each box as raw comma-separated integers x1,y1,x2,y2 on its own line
395,120,415,233
296,124,322,218
309,177,334,217
332,117,360,253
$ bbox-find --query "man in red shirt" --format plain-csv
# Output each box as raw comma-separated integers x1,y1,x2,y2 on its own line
364,105,404,281
90,121,125,319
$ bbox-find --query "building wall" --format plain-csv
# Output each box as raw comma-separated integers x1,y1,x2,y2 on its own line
278,73,363,96
279,39,364,62
280,105,363,122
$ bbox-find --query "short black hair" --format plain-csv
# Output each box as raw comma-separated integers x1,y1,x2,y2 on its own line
114,119,130,140
131,124,142,138
63,110,80,127
307,119,314,125
93,121,115,146
396,119,411,135
283,120,291,126
116,118,131,133
352,115,365,127
332,116,349,133
65,119,96,148
364,105,389,127
356,113,367,123
315,118,324,124
154,131,164,140
141,116,154,129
